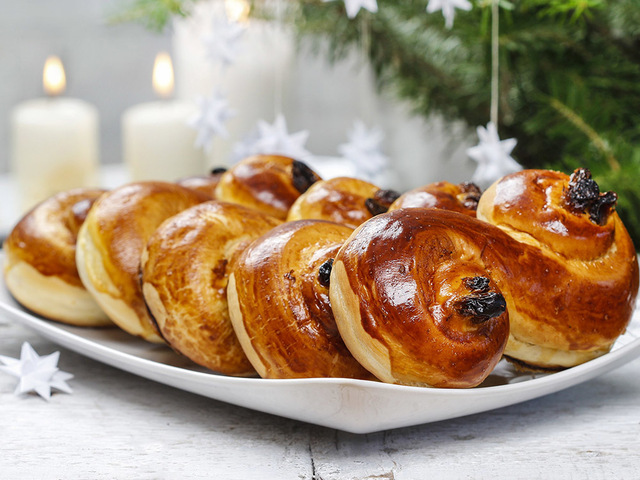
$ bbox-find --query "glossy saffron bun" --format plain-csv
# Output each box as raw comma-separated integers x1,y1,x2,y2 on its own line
215,155,321,220
477,168,639,369
329,209,510,388
287,177,400,228
176,167,227,198
3,188,111,327
388,181,481,216
141,201,281,376
75,182,209,343
228,220,374,380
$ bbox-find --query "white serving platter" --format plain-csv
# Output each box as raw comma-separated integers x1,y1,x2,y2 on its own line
1,253,639,434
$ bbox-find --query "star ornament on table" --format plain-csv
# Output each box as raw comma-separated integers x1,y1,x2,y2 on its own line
338,120,389,180
233,114,311,162
201,14,246,67
0,342,73,401
426,0,472,29
466,121,522,189
323,0,378,19
189,90,235,152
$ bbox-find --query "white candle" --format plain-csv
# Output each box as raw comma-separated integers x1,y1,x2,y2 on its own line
10,56,99,212
122,52,205,182
172,0,294,165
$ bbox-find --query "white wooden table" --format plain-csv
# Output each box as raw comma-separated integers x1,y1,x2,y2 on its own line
1,316,639,479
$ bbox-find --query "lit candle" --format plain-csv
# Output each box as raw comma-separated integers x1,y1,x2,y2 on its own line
122,52,205,182
10,55,100,212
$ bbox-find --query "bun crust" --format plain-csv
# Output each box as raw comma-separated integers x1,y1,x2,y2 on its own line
141,201,281,375
388,181,480,216
3,188,111,326
477,169,639,368
228,220,374,379
76,182,209,342
287,177,384,228
330,209,510,388
215,155,321,219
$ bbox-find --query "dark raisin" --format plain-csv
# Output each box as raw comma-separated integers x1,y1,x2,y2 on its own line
457,292,507,323
318,259,334,287
291,160,319,193
565,168,600,212
463,276,491,293
210,167,228,175
365,198,388,216
589,191,617,226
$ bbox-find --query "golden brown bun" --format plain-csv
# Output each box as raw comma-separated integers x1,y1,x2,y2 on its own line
287,177,400,228
477,169,639,368
214,155,321,220
228,220,374,380
141,201,281,376
388,181,480,216
3,188,111,326
76,182,210,343
330,208,510,388
176,167,227,198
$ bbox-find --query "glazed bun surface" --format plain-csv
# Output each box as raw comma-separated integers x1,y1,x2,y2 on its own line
330,209,510,388
142,201,281,376
477,169,639,368
389,181,481,217
215,155,321,219
287,177,399,228
228,219,373,380
76,181,209,342
3,188,111,326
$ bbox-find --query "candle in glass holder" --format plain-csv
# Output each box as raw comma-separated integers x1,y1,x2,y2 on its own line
122,52,205,182
10,55,99,212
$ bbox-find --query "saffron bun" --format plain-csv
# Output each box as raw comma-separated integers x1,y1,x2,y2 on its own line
214,155,321,220
228,220,374,380
3,188,111,327
141,201,281,376
476,168,639,369
176,167,227,198
330,208,510,388
75,182,210,343
388,181,481,216
287,176,400,228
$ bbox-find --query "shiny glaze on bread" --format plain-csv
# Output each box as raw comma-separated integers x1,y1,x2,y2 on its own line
228,220,374,380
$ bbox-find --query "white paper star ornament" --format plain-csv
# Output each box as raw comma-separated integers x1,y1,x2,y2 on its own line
233,114,311,162
189,90,235,153
323,0,378,19
202,16,246,67
338,120,389,180
426,0,472,29
0,342,73,401
466,121,521,188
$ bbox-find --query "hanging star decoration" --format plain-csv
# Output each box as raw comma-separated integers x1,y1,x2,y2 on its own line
201,14,246,67
338,120,389,181
466,121,521,188
0,342,73,401
232,114,311,162
323,0,378,19
189,90,235,153
426,0,472,29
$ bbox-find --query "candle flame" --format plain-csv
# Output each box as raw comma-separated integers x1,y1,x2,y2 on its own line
152,52,174,99
225,0,251,23
43,56,66,97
